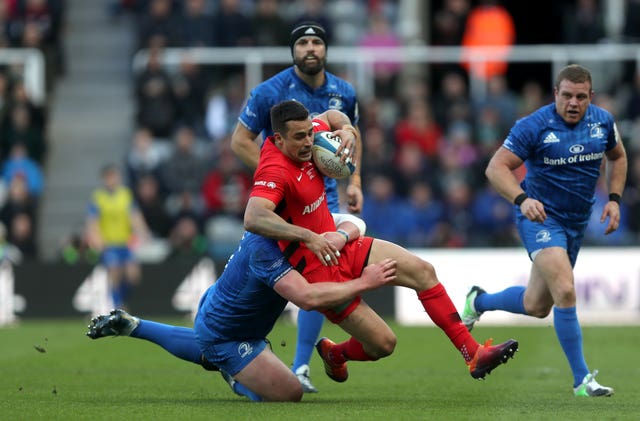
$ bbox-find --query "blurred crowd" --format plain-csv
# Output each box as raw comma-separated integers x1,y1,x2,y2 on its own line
0,0,66,261
3,0,640,263
108,0,640,264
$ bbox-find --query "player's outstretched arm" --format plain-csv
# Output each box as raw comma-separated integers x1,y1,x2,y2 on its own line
274,258,397,311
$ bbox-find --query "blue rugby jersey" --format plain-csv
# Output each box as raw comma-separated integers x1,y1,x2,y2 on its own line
195,232,292,342
237,66,359,212
503,103,619,222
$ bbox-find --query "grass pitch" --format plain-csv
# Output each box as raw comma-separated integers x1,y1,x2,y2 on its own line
1,317,639,420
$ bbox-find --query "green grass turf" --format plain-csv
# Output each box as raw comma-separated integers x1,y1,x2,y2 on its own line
1,317,639,420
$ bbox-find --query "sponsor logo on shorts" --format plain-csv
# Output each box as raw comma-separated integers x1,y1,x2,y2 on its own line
535,230,551,243
238,342,253,358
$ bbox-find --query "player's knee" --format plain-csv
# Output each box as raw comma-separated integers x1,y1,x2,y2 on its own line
412,259,438,291
285,386,303,402
526,303,552,318
554,286,576,307
268,382,303,402
379,334,397,358
366,332,397,359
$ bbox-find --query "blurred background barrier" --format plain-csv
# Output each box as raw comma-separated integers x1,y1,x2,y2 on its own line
2,247,638,324
9,257,211,320
396,247,640,326
0,255,393,321
132,44,640,103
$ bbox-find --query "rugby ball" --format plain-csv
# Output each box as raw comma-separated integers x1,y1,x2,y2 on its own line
312,131,356,179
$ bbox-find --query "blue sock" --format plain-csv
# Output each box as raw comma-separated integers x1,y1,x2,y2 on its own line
292,309,324,371
119,280,132,303
475,286,527,315
232,380,262,402
111,287,122,308
553,306,589,387
130,320,202,365
116,278,131,308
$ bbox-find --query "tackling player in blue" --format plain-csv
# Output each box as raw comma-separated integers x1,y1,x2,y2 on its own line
87,231,395,402
461,64,627,397
230,21,363,393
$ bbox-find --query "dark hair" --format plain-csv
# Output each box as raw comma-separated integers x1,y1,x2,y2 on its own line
101,163,119,176
289,21,327,55
270,100,310,134
555,64,593,90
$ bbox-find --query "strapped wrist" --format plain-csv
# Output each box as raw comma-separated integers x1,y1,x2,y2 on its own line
608,193,621,204
336,229,349,242
514,193,528,206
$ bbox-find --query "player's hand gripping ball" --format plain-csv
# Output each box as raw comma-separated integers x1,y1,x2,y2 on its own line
312,131,356,179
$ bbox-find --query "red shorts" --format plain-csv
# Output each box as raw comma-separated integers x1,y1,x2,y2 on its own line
304,236,374,323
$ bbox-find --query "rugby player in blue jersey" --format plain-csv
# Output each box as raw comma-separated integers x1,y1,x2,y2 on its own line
88,232,396,402
461,64,627,397
86,108,373,402
230,21,363,392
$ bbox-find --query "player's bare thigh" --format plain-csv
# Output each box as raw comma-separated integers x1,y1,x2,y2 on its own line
525,247,574,316
368,238,438,291
233,347,303,402
124,261,141,284
338,300,396,359
106,266,123,285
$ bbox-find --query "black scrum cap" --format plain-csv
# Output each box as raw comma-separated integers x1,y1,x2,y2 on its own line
289,21,327,55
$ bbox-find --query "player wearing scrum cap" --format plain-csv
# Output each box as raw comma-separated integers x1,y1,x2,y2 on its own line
230,21,363,393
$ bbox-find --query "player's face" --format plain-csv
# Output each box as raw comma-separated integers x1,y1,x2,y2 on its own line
554,79,593,125
276,119,314,163
293,36,326,76
102,169,120,191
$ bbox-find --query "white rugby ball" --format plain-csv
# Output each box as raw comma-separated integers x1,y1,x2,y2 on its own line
312,131,356,179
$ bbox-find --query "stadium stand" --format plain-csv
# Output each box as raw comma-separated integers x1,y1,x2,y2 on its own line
26,0,640,263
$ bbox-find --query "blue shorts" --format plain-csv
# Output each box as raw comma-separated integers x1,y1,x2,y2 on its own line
516,211,587,267
194,315,268,376
100,246,135,268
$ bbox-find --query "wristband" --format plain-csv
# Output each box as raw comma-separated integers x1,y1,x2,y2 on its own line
608,193,621,204
514,193,528,206
337,229,349,242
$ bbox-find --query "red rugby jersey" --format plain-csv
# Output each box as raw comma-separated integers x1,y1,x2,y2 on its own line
250,118,335,275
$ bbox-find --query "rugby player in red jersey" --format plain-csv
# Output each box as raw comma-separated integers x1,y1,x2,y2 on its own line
245,100,520,383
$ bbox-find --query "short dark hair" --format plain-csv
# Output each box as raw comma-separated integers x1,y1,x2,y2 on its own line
270,100,310,135
555,64,593,90
101,163,119,176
